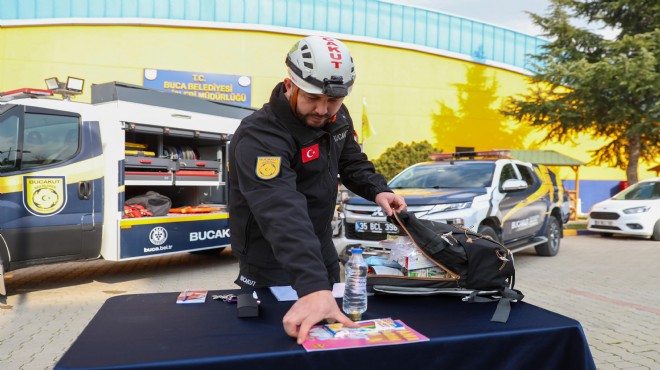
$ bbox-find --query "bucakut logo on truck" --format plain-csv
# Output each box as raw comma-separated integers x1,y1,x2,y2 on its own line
190,229,230,241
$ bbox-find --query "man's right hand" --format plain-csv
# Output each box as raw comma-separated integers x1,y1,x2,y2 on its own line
282,290,358,344
375,191,407,216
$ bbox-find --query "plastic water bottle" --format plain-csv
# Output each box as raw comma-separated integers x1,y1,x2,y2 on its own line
343,248,368,321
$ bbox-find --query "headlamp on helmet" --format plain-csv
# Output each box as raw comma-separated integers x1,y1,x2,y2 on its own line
322,75,349,97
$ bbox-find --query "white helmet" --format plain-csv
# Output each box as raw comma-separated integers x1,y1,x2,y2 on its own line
286,35,356,97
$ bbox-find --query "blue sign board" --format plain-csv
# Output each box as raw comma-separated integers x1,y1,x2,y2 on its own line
143,68,251,108
120,218,231,258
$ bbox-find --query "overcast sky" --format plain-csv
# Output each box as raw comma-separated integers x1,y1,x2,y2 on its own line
385,0,616,39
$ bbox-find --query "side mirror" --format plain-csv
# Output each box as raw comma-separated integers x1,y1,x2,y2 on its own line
502,179,528,192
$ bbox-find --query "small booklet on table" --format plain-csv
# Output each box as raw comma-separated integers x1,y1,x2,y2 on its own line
176,290,208,304
302,318,428,352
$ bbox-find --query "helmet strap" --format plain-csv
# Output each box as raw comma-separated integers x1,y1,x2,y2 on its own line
288,81,336,124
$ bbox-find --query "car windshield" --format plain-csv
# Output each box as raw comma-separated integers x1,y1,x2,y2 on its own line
613,181,660,200
389,162,495,189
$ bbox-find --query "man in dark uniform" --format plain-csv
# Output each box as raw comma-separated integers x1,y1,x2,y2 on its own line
228,35,406,344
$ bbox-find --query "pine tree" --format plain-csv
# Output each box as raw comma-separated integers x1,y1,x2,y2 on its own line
502,0,659,184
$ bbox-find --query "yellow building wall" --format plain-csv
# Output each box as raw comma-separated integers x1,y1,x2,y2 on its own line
0,24,655,182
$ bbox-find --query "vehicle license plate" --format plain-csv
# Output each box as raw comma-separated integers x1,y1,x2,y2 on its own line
594,220,614,226
355,221,399,234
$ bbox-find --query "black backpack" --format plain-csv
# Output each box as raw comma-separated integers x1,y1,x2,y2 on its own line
366,211,524,322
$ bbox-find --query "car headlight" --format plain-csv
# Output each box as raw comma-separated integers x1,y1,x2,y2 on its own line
427,202,471,215
623,206,650,214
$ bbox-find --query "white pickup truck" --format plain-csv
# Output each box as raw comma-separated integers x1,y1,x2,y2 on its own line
335,151,568,262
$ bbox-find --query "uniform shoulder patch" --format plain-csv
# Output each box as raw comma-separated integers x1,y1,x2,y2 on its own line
255,156,281,180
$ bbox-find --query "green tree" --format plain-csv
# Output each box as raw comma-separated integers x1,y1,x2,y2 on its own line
372,141,437,180
502,0,659,184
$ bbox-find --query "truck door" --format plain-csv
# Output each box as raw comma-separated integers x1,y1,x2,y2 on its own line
497,163,527,242
504,164,547,241
0,105,101,268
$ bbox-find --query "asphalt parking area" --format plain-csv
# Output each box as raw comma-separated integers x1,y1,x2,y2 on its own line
1,236,659,370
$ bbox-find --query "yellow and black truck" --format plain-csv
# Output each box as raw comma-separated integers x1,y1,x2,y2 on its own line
0,82,253,294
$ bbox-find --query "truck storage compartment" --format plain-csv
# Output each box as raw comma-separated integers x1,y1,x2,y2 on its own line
124,156,174,185
174,170,219,186
125,156,172,170
124,131,174,185
165,135,223,186
124,170,174,186
123,126,226,187
122,185,228,222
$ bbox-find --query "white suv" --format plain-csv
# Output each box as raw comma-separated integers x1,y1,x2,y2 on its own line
335,154,565,262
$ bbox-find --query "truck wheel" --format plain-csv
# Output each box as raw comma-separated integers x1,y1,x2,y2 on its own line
0,259,6,296
477,225,500,243
652,220,660,241
535,217,560,256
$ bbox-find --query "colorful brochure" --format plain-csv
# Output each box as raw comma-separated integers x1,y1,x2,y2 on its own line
176,290,208,304
302,318,428,352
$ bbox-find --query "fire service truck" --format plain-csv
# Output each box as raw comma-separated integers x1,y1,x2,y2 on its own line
0,82,254,294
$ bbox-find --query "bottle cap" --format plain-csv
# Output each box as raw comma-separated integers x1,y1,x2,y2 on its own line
350,248,363,254
348,311,362,321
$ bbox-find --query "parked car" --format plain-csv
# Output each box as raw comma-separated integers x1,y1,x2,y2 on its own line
334,151,567,263
587,177,660,240
331,183,354,237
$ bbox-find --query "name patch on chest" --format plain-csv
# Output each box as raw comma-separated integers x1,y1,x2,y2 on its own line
301,144,320,163
333,130,347,142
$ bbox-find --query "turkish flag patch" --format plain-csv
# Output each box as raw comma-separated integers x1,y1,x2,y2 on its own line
301,144,320,163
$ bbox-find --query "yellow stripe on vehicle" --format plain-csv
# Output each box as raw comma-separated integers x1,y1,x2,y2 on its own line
120,212,230,228
534,166,556,203
0,156,105,193
500,186,549,226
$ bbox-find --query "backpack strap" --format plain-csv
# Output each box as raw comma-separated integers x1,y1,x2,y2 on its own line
463,288,524,323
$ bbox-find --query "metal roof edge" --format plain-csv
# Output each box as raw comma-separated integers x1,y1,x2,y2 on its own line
508,150,585,166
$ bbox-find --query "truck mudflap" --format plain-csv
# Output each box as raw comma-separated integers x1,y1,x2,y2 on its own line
0,262,5,296
119,213,230,259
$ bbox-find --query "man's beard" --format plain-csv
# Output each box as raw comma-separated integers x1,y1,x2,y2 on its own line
298,112,332,128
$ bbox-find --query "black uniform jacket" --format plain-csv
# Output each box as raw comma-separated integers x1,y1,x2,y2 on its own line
228,82,390,297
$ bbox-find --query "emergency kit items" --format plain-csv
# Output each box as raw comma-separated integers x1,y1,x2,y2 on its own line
125,142,199,160
123,192,222,218
163,145,199,160
366,211,522,323
168,205,221,214
125,142,155,157
123,191,172,218
367,237,446,278
123,141,216,218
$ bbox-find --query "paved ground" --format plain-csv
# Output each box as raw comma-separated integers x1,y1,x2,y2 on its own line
1,235,659,370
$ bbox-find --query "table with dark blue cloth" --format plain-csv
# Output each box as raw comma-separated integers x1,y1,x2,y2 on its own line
55,289,596,370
